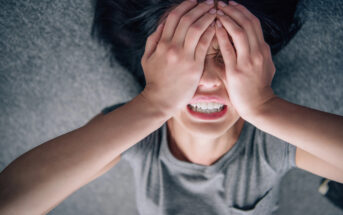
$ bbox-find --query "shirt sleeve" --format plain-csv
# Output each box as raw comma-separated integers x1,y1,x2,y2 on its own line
257,129,297,175
101,102,159,162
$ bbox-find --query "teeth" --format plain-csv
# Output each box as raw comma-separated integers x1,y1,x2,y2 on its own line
189,102,225,113
191,102,224,109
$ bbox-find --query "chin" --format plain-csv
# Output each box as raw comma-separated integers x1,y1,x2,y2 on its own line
171,107,241,138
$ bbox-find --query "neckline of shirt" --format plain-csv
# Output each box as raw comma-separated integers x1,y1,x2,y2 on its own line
160,120,251,175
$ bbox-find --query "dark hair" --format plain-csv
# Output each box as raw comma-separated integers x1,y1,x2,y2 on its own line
91,0,301,88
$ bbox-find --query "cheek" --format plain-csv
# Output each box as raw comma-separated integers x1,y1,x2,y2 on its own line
227,104,240,120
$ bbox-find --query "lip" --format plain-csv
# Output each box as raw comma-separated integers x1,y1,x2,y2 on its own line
187,104,228,120
189,96,227,105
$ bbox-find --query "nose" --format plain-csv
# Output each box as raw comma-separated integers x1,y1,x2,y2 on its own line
198,60,223,90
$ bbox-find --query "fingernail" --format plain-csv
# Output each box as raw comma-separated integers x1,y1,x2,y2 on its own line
205,0,214,5
217,10,224,16
218,1,227,7
216,20,222,28
230,1,238,5
210,21,215,27
209,8,216,14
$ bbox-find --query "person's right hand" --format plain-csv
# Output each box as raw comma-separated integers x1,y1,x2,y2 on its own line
140,0,217,118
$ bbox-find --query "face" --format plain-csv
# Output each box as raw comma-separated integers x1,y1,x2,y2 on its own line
168,35,241,139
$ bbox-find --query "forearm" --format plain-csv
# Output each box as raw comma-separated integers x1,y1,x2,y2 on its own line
0,93,169,214
247,97,343,170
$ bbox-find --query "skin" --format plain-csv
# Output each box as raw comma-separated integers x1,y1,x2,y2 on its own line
153,0,266,166
0,1,342,214
142,0,343,182
166,32,244,166
142,0,238,166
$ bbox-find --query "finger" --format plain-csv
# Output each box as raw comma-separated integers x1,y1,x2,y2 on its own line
215,19,237,72
217,3,260,54
142,22,166,60
160,0,197,42
172,0,215,45
216,11,249,61
194,24,216,64
228,1,264,42
183,11,217,55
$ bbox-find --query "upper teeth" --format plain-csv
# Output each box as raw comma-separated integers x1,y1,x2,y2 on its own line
190,102,224,110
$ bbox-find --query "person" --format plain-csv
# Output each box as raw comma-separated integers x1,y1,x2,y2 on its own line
0,0,342,215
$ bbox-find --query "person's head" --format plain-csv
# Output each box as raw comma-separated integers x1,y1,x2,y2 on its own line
92,0,300,138
92,0,300,88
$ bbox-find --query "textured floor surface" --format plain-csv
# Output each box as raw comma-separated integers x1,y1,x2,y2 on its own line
0,0,342,214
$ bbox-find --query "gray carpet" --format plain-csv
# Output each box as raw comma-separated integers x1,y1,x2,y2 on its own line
0,0,342,214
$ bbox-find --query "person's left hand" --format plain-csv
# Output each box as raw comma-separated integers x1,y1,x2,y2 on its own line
215,1,277,120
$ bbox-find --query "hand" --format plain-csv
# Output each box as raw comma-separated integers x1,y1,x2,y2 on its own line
140,0,217,118
215,1,277,119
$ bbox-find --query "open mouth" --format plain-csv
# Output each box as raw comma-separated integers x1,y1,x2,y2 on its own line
187,104,227,120
188,103,225,113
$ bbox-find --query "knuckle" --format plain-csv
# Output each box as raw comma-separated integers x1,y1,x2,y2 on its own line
168,11,180,20
261,42,271,55
189,24,202,34
233,28,245,38
241,57,253,68
252,52,264,64
166,46,180,61
264,42,271,51
217,27,227,37
205,25,215,34
224,42,232,51
198,37,208,47
252,16,261,26
236,4,245,10
246,60,254,69
157,41,168,52
199,29,214,45
241,18,251,27
234,3,245,8
180,15,193,25
262,41,269,48
231,68,241,75
234,4,242,8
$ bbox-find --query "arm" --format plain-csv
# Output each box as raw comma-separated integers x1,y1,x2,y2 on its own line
296,148,343,183
249,97,343,174
42,152,122,215
215,2,343,181
0,0,217,213
0,93,168,215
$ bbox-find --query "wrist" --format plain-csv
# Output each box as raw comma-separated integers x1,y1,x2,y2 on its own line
137,90,172,121
244,96,280,124
241,88,278,122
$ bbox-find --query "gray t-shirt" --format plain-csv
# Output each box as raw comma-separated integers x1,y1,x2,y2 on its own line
102,103,297,215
